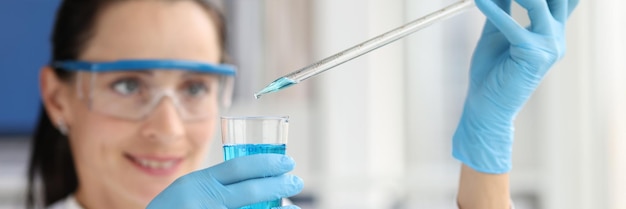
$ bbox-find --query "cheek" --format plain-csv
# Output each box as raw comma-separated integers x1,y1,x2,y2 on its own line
186,119,217,163
67,101,136,170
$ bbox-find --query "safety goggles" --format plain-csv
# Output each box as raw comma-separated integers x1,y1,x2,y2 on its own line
52,59,236,121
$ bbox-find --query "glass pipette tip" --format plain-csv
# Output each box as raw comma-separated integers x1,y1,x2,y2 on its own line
254,0,475,99
254,77,297,99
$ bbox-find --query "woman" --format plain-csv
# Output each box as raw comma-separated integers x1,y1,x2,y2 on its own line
27,0,578,208
28,0,302,209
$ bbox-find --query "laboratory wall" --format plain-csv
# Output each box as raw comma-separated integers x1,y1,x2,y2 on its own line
1,0,624,209
0,1,61,208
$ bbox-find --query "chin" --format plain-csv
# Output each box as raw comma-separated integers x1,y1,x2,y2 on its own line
123,159,201,203
131,183,171,206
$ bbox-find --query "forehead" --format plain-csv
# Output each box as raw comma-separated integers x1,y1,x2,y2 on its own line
80,0,221,63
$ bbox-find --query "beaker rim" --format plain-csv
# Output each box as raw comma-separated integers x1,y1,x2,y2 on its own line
220,115,289,120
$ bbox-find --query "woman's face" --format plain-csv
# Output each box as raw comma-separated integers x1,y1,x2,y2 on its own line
46,1,222,208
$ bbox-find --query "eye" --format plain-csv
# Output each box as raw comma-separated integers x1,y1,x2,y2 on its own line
185,82,209,97
111,78,140,95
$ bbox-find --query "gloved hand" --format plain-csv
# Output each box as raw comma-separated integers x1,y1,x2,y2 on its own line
147,154,303,209
452,0,579,174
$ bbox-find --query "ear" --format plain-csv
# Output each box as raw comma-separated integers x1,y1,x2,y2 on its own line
40,66,74,127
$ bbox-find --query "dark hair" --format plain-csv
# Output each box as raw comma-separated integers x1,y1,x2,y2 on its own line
26,0,228,208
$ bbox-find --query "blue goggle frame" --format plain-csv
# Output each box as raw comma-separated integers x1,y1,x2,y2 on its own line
52,59,236,76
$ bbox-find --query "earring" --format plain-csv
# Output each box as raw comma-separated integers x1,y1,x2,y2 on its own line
57,119,68,135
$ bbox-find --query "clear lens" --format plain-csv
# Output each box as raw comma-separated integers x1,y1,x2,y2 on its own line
76,70,232,121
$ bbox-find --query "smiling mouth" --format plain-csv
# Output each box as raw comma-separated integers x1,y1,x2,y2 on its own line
136,158,176,169
125,154,183,175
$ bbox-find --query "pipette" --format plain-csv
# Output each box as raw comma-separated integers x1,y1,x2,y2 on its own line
254,0,475,99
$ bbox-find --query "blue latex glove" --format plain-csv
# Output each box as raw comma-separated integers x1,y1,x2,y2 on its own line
452,0,579,174
147,154,303,209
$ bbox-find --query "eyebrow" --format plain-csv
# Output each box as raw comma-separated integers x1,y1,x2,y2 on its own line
124,70,154,76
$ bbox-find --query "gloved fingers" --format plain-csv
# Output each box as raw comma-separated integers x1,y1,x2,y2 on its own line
516,0,555,34
223,174,304,209
146,176,230,209
567,0,579,18
206,154,295,185
272,205,302,209
477,0,512,35
547,0,579,23
547,0,568,22
475,0,526,43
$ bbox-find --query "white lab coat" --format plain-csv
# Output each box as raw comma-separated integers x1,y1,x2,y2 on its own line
453,198,516,209
47,195,295,209
47,195,81,209
48,194,512,209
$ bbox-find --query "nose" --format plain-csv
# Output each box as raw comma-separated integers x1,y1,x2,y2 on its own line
140,97,185,143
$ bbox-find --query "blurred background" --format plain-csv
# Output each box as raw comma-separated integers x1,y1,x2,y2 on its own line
1,0,624,209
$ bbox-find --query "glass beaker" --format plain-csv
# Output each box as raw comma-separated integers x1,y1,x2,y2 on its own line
220,116,289,209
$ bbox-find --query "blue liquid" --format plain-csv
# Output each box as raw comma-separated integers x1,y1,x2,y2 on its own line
223,144,286,209
254,77,296,99
223,144,286,160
